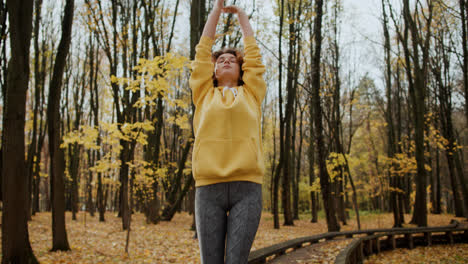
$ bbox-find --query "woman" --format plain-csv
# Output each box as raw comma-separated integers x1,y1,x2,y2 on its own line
189,0,267,263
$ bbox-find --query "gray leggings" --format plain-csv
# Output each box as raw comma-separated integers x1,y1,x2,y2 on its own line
195,181,262,264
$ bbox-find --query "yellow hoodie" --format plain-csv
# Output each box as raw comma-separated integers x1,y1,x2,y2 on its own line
189,36,267,187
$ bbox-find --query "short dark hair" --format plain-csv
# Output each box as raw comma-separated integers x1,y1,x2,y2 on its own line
212,48,244,87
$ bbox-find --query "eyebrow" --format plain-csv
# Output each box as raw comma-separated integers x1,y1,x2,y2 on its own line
217,55,236,61
218,54,235,59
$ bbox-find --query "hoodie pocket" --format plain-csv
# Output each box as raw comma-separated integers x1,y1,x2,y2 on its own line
194,137,259,178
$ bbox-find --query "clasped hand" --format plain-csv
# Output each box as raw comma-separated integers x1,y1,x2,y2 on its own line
214,0,245,15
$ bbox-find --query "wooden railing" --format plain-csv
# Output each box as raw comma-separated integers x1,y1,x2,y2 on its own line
248,220,464,264
335,221,468,264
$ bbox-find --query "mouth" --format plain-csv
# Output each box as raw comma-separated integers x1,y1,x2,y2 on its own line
223,65,231,69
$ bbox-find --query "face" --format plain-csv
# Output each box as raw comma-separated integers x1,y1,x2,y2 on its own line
214,53,240,84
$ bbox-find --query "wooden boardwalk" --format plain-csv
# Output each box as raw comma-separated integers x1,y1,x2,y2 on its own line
247,220,468,264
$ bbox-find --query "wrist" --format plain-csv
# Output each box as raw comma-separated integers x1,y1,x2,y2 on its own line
237,9,247,17
211,8,222,15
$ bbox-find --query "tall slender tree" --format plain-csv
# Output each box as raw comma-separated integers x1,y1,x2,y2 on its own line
30,0,48,217
459,0,468,124
88,32,105,222
2,0,38,262
47,0,74,250
329,0,348,226
281,0,304,226
382,0,403,227
307,16,319,224
0,0,7,204
189,0,206,234
311,0,340,232
272,0,285,229
400,0,433,226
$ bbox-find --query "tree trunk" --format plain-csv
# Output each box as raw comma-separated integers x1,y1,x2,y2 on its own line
330,1,347,226
160,140,193,221
459,0,468,124
438,79,464,216
87,32,105,222
30,0,44,217
0,0,7,204
86,150,95,217
432,31,466,217
273,0,285,230
189,0,206,235
382,0,403,227
395,43,411,215
26,0,44,219
453,151,468,217
69,142,80,220
294,98,305,221
311,0,340,232
282,14,295,225
396,0,433,227
308,86,318,223
47,0,74,250
1,0,38,262
432,148,441,213
119,140,131,229
292,97,299,220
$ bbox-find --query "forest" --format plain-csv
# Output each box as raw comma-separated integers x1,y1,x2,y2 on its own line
0,0,467,263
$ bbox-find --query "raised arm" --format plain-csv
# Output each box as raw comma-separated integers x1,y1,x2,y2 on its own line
202,0,224,39
222,5,253,38
189,0,224,108
223,5,266,105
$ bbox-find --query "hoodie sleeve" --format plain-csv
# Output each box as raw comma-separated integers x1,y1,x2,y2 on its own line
241,36,267,106
189,36,215,108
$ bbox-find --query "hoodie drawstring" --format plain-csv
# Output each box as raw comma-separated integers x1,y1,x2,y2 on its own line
222,86,238,98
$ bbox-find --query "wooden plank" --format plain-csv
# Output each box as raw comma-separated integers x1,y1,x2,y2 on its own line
358,240,364,261
374,237,379,253
387,234,396,249
424,232,432,246
405,233,414,249
366,239,373,255
446,231,454,244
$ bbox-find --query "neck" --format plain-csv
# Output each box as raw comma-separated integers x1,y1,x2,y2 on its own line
218,79,237,88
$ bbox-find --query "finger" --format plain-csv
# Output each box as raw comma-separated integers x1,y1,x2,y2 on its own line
224,5,238,10
222,6,238,13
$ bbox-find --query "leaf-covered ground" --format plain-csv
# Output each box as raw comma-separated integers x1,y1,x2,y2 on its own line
0,211,464,263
